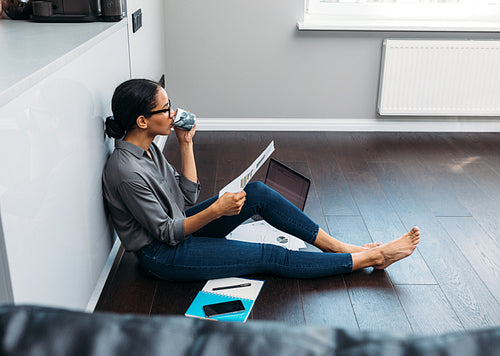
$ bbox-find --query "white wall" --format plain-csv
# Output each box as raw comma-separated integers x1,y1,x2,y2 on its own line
126,0,167,80
0,25,129,309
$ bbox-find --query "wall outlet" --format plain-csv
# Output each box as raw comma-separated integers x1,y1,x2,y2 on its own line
132,9,142,33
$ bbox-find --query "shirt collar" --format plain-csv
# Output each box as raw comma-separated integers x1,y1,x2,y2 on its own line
115,139,149,159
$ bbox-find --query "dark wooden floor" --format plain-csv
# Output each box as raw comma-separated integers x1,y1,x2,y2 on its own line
96,131,500,335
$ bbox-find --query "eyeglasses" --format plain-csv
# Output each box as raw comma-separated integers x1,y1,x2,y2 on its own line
145,99,171,117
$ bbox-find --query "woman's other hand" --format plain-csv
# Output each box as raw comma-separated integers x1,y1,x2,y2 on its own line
214,191,246,217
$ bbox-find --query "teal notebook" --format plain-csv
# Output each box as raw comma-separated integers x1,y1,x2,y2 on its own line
185,277,264,322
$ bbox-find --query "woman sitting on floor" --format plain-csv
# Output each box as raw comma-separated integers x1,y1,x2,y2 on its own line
102,78,420,281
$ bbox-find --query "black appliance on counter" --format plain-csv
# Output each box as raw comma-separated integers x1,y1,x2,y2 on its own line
30,0,124,22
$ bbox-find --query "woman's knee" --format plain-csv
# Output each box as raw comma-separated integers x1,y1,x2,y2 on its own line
244,181,285,208
244,181,270,196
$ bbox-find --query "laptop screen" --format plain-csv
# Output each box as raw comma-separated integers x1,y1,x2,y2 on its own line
264,158,311,211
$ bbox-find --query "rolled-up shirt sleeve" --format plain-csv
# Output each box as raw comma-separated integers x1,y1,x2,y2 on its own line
176,172,201,206
117,179,186,246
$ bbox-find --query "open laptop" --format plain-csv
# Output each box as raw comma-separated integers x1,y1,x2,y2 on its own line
263,158,311,211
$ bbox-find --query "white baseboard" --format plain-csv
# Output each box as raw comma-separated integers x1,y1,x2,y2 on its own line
86,236,121,313
195,117,500,132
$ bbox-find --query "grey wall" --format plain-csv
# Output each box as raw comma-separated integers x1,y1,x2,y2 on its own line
163,0,500,121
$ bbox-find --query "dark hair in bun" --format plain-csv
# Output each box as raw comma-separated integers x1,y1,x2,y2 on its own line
104,116,124,139
105,79,161,139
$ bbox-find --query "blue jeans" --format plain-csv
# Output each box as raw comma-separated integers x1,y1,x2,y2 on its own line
135,182,353,281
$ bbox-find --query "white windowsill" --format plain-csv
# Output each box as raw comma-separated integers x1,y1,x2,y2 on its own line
297,17,500,32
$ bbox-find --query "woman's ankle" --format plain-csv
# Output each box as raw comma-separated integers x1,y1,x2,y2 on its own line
351,249,384,271
313,229,344,252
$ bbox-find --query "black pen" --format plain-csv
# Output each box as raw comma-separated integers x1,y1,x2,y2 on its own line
212,282,252,291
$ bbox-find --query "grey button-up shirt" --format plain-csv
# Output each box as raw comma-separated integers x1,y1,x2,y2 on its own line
102,140,200,251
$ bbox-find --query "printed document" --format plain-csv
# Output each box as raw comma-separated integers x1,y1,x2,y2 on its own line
219,141,275,197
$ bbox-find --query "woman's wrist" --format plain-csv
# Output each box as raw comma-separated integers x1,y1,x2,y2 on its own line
208,201,221,219
179,141,194,151
179,141,197,182
184,203,220,236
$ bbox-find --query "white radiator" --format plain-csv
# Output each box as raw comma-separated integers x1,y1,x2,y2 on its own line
378,39,500,116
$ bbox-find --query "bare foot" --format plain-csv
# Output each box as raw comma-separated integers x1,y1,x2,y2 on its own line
373,227,420,269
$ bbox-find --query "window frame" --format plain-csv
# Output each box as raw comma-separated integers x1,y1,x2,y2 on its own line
298,0,500,32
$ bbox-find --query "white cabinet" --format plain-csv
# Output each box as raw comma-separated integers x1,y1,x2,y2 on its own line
0,20,130,309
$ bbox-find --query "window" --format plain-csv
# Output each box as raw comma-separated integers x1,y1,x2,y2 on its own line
298,0,500,31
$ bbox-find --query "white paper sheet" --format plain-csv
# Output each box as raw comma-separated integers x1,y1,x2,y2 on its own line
226,221,307,251
218,141,275,197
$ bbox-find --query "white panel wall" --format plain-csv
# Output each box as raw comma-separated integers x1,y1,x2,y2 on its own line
0,26,129,309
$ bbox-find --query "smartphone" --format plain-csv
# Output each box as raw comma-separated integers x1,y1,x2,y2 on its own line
203,300,245,317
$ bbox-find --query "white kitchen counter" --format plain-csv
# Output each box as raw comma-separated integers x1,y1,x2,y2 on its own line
0,18,127,107
0,17,131,309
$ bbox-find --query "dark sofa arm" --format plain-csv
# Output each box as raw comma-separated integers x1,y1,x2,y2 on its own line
0,305,499,356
